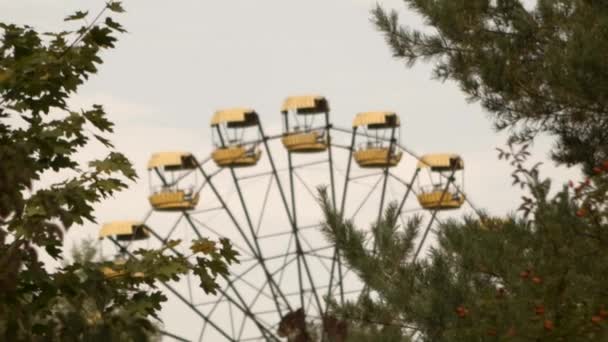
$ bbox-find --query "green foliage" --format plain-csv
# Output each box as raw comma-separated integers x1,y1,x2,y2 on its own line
0,4,238,341
373,0,608,174
320,160,608,340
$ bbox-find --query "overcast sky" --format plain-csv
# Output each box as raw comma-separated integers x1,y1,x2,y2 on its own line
3,0,580,340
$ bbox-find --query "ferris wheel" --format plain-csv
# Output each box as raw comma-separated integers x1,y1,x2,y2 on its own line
98,95,472,341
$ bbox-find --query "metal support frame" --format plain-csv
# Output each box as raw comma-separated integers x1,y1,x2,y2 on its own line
374,125,398,243
160,329,191,342
281,111,305,309
112,122,477,341
284,112,306,309
324,112,340,312
259,120,323,315
326,127,357,307
397,168,420,217
213,125,290,316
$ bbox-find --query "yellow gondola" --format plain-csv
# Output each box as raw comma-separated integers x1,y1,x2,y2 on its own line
352,111,402,168
101,265,145,279
98,221,148,278
281,95,329,153
98,221,150,241
147,152,200,211
211,108,262,167
416,153,465,210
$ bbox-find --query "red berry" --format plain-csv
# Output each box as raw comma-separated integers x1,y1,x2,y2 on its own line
576,208,587,217
593,167,602,174
520,270,530,279
535,305,545,315
599,309,608,318
456,306,469,318
544,320,554,331
532,276,543,284
592,315,603,324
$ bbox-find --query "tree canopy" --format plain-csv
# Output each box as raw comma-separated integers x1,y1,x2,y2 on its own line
373,0,608,174
320,158,608,340
0,3,237,340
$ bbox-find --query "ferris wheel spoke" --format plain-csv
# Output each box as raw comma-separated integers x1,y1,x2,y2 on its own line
374,126,398,234
348,171,383,182
391,169,421,230
327,128,358,307
236,308,249,341
273,235,296,287
275,256,298,285
305,290,315,315
227,301,237,339
160,213,184,244
199,285,230,340
254,175,273,236
304,251,335,262
227,260,263,287
325,112,340,214
246,282,271,316
299,235,332,273
349,175,384,221
233,275,277,309
160,329,190,342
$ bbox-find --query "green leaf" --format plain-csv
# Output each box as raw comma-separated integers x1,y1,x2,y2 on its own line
82,105,114,132
0,68,12,83
86,26,117,48
105,17,126,33
64,10,89,21
107,2,125,13
218,238,239,264
164,239,181,249
93,134,113,148
88,152,136,180
191,238,216,255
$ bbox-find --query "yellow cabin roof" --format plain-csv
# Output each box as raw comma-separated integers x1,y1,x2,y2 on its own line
99,221,149,239
352,111,400,128
417,154,464,170
147,152,196,170
281,95,329,114
210,108,258,126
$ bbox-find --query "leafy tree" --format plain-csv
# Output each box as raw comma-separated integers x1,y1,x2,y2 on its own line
58,240,163,341
319,155,608,341
372,0,608,174
0,3,238,341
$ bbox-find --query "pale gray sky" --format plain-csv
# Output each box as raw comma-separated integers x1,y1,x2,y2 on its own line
3,1,579,340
